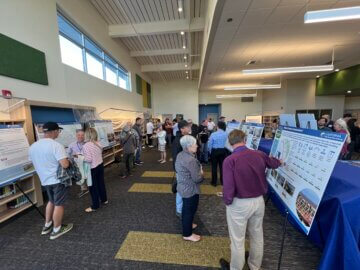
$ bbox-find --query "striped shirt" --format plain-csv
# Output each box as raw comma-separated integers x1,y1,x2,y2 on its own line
83,141,103,169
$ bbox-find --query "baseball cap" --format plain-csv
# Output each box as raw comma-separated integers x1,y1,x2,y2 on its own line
42,122,63,132
178,120,190,129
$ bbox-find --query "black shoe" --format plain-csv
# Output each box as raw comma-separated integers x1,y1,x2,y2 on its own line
245,251,249,262
219,258,230,270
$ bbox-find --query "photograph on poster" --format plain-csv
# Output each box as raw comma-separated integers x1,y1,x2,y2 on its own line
296,189,320,227
240,122,264,150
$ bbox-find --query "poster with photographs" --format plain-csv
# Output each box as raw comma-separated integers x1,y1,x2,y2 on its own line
34,122,82,148
266,126,346,234
89,120,115,148
240,122,264,150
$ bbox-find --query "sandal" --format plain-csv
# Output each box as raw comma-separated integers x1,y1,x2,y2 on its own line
85,207,96,213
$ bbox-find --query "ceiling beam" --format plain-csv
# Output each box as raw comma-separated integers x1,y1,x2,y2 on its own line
130,48,190,57
109,18,205,37
141,62,200,72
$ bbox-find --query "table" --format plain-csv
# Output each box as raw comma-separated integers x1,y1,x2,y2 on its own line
259,139,360,270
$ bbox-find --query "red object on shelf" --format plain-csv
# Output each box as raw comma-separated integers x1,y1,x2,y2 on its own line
2,89,12,99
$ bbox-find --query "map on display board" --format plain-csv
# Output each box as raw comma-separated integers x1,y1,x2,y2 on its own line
280,114,296,127
245,115,262,124
35,122,82,148
266,126,346,234
89,120,115,148
241,122,264,150
0,125,34,184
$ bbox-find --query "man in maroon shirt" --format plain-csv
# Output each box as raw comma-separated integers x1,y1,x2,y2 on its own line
220,130,282,270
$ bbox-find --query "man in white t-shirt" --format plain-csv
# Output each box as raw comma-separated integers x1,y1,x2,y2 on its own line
29,122,73,240
207,118,216,133
146,120,154,147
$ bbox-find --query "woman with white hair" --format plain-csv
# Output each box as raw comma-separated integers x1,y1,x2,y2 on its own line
175,135,204,242
334,118,351,159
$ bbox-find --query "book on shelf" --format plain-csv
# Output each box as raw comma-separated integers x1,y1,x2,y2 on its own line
7,195,29,209
0,184,16,199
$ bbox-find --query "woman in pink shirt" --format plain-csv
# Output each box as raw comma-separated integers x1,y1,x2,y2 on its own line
83,128,108,212
334,118,351,160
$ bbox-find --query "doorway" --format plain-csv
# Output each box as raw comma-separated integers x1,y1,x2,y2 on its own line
199,104,221,124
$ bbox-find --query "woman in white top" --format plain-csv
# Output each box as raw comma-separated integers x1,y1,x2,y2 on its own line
83,128,108,213
156,126,167,163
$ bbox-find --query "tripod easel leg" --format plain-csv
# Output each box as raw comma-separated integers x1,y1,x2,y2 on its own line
277,210,289,270
15,182,45,219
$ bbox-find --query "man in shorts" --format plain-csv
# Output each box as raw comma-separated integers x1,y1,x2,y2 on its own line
29,122,73,240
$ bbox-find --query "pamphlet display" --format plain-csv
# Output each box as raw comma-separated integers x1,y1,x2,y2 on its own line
35,122,82,148
279,114,296,127
245,115,262,124
266,126,346,234
0,125,34,184
240,122,264,150
298,114,317,130
89,120,115,148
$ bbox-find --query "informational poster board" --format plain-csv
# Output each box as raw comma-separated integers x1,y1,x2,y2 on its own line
226,121,241,134
89,120,115,148
298,114,317,130
0,125,34,184
35,122,82,148
245,115,262,124
241,122,265,150
266,126,346,234
279,114,297,127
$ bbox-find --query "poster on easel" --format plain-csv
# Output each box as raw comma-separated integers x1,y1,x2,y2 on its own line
0,125,34,184
298,114,317,130
88,120,115,148
226,121,241,134
34,122,82,148
266,126,346,234
279,114,297,127
240,122,264,150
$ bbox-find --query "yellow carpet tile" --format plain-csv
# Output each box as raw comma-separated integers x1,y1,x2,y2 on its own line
142,171,211,179
128,183,222,195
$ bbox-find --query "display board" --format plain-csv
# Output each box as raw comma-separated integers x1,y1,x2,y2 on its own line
226,121,241,134
88,120,115,148
280,114,296,127
35,122,82,148
245,115,262,124
0,125,34,184
298,114,317,130
241,122,264,150
266,126,346,234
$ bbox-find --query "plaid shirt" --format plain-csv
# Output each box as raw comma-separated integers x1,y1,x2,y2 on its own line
56,159,82,187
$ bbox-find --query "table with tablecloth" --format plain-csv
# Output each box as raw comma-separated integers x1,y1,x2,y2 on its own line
259,139,360,270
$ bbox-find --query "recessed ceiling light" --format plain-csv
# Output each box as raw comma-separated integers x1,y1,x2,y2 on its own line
184,55,187,59
180,31,185,35
185,71,188,74
335,68,340,72
183,45,186,49
316,75,320,78
347,90,352,93
185,64,188,68
242,65,334,75
186,77,189,79
227,18,233,22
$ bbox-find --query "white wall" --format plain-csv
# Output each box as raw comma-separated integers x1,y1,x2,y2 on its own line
199,90,263,121
345,97,360,110
152,80,199,123
0,0,150,114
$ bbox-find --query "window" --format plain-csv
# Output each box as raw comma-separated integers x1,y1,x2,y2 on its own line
57,12,131,91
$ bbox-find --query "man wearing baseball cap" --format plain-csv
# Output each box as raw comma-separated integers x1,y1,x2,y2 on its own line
29,122,73,240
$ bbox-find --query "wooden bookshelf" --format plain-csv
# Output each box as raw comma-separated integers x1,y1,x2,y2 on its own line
102,143,122,167
0,175,38,223
262,115,279,138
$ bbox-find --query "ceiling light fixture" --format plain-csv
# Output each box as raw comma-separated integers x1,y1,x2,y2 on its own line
180,31,185,35
185,65,188,68
184,55,187,59
216,93,257,99
224,84,281,91
178,0,183,12
304,6,360,24
335,68,340,72
347,90,352,94
183,45,186,49
316,75,320,78
185,71,188,74
242,65,334,75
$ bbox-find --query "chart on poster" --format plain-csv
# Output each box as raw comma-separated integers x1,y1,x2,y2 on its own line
266,126,346,234
241,122,264,150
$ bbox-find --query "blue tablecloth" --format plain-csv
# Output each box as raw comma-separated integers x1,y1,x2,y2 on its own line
259,139,360,270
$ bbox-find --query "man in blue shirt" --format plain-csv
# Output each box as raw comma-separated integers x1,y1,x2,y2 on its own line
208,121,228,186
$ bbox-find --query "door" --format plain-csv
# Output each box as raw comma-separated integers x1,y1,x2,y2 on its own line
199,104,221,124
207,113,219,124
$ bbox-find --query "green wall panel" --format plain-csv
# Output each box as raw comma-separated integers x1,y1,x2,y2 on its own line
136,74,143,95
316,64,360,96
0,33,48,85
146,82,151,109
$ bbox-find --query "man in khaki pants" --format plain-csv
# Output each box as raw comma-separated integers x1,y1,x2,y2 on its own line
219,130,282,270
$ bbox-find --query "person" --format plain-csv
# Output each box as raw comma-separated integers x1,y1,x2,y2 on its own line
83,128,108,213
172,118,179,138
188,119,199,138
271,119,278,138
208,121,228,186
132,117,144,165
219,130,282,270
317,118,332,132
175,135,204,242
172,120,191,218
343,113,352,123
156,126,167,163
146,120,154,147
347,118,360,153
207,118,216,133
164,118,173,146
29,122,73,240
219,116,226,123
334,118,351,160
322,114,334,131
198,120,209,164
120,123,137,178
67,129,89,198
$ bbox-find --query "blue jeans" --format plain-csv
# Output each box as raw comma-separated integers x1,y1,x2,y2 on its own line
176,192,183,214
200,142,208,163
135,145,141,163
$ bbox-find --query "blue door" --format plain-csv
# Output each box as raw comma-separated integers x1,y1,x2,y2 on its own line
199,104,221,124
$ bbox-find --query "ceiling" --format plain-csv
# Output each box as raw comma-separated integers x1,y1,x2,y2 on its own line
90,0,206,82
201,0,360,91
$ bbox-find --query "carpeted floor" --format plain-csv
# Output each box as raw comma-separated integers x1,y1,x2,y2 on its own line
0,147,321,269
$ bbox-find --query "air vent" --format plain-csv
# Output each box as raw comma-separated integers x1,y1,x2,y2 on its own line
241,97,254,102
